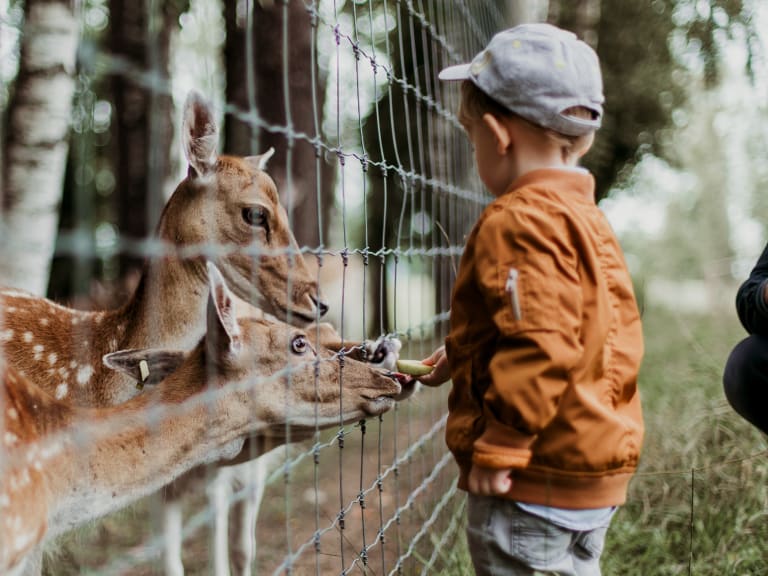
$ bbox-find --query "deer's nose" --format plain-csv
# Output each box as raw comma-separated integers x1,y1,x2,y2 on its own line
312,296,329,317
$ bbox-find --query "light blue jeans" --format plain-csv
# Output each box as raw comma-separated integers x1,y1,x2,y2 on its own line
466,494,609,576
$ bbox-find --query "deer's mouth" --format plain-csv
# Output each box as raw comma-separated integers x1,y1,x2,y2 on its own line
283,308,317,325
361,393,398,416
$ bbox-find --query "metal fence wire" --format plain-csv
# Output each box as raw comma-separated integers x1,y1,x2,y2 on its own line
1,0,496,574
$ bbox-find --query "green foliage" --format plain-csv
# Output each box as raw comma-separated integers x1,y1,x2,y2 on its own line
554,0,756,200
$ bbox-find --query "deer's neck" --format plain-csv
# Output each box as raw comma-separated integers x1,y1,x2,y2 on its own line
123,259,209,351
0,261,210,408
42,350,259,537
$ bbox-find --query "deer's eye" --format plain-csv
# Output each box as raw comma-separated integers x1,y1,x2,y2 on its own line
291,335,310,355
242,206,268,230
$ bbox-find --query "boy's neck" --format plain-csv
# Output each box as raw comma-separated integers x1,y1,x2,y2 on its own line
499,151,584,197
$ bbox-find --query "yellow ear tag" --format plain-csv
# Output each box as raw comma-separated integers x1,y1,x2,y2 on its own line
137,360,150,390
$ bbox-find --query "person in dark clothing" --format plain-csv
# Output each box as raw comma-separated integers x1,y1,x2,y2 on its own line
723,243,768,434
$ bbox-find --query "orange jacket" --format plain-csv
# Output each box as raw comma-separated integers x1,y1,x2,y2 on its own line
444,168,644,509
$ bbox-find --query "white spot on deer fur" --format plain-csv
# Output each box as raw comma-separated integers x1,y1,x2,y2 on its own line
4,432,18,446
0,329,13,342
71,317,80,325
33,344,44,361
0,493,9,507
7,306,17,313
48,352,58,365
55,383,68,399
40,441,62,460
69,360,77,369
23,331,33,343
39,318,49,327
7,408,18,420
76,365,93,386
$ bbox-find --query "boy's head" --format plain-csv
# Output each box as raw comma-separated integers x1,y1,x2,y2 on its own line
440,23,604,139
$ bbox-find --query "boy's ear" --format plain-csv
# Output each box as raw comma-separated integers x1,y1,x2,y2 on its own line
481,113,512,154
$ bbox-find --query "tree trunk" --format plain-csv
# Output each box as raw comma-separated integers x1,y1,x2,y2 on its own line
548,0,600,46
109,0,185,279
224,0,333,249
0,0,78,295
506,0,549,26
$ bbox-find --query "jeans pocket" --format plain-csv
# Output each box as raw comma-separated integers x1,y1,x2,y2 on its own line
512,508,571,566
574,525,608,560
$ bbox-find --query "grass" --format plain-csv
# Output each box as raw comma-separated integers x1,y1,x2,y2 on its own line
601,305,768,575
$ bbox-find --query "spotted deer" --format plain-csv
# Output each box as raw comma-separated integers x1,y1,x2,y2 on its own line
0,90,399,575
0,90,328,409
0,264,401,576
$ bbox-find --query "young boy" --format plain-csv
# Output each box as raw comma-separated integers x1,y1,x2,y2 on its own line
418,23,645,574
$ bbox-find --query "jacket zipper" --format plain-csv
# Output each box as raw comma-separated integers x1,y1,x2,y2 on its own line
505,268,522,321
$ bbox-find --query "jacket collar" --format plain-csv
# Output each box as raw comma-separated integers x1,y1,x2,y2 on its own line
503,168,596,204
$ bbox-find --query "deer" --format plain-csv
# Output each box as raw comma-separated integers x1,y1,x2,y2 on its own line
0,90,332,408
0,90,402,575
0,264,402,576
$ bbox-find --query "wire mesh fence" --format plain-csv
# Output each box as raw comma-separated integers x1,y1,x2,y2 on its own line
1,0,496,574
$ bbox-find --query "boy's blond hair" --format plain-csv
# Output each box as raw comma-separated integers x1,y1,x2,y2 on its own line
458,80,595,157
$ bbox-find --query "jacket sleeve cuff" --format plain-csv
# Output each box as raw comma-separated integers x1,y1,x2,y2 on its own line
472,417,534,469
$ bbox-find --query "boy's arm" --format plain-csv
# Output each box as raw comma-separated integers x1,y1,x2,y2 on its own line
736,242,768,335
470,206,583,471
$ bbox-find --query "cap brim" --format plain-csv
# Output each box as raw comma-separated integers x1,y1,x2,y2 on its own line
438,63,471,81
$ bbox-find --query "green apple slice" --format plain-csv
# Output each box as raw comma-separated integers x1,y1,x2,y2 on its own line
395,359,434,376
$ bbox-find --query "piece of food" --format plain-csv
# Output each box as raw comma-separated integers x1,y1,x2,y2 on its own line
396,359,434,376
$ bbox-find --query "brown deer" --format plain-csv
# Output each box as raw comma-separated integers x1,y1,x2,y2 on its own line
0,90,401,575
0,264,401,576
0,90,328,409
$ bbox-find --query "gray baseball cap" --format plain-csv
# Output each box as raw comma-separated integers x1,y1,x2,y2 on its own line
439,23,604,136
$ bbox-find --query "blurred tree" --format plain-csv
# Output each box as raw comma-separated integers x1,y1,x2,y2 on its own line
551,0,753,200
224,0,333,249
109,0,189,277
362,1,496,334
0,0,78,295
47,0,189,301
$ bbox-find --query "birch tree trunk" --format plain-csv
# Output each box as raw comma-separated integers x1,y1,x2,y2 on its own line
0,0,78,295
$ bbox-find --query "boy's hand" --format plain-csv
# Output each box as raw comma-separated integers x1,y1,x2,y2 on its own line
416,346,451,387
467,464,513,496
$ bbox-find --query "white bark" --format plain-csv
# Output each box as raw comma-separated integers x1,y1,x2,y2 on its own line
0,1,78,295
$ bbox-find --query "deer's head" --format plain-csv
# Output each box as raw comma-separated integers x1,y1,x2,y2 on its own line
104,264,400,435
157,91,327,326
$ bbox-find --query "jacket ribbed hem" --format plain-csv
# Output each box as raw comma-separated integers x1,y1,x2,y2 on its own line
456,460,636,509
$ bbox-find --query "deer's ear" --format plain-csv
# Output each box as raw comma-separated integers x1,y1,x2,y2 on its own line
103,349,186,387
244,147,275,172
206,261,241,357
182,90,218,178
